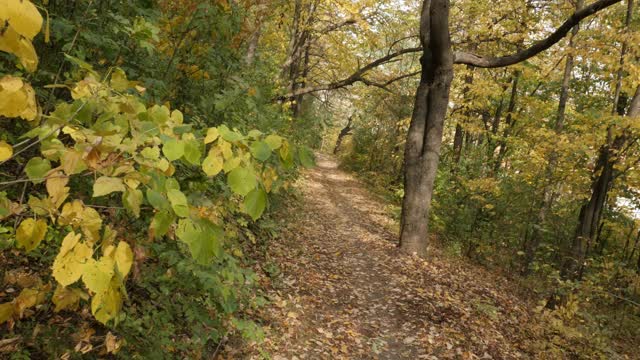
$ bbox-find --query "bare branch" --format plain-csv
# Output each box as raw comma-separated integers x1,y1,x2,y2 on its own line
279,47,422,99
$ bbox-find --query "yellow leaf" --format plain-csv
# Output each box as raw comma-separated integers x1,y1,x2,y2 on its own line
52,232,92,286
110,68,129,91
91,276,123,324
58,200,84,228
58,230,80,257
0,0,43,39
52,285,83,312
0,25,38,72
0,75,37,119
202,151,224,176
93,176,126,197
0,302,14,324
13,287,47,318
0,140,13,161
115,241,133,277
82,257,115,294
80,206,102,244
46,171,70,208
16,218,47,252
61,149,86,175
204,127,219,144
219,140,233,160
171,109,183,124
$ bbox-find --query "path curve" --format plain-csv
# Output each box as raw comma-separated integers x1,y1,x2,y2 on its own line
235,154,538,359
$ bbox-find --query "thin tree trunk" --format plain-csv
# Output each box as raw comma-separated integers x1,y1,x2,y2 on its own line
493,71,520,174
452,67,474,165
521,0,583,274
333,116,353,154
400,0,453,257
562,86,640,280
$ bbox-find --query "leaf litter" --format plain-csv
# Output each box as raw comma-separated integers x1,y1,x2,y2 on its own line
222,154,549,359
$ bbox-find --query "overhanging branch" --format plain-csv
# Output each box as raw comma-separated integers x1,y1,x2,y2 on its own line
453,0,622,68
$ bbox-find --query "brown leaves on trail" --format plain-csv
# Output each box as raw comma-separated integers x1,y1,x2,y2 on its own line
223,154,549,359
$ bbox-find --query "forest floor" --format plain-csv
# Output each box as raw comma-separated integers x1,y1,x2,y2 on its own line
223,154,548,359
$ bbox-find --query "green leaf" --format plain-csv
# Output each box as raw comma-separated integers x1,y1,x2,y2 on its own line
167,189,189,217
150,210,174,239
93,177,126,197
218,125,243,142
146,189,170,211
25,157,51,183
264,135,283,150
176,218,223,265
298,146,315,168
162,139,184,161
227,167,257,196
183,139,202,165
250,141,271,162
123,189,143,218
242,188,267,220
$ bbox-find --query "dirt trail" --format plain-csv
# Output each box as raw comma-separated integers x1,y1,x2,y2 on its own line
233,154,540,359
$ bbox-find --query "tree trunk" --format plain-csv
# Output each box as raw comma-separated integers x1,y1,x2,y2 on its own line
452,67,474,165
521,1,583,274
493,71,520,174
333,116,353,154
399,0,453,257
561,86,640,280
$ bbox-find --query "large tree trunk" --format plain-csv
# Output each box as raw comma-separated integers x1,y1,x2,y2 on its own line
399,0,453,256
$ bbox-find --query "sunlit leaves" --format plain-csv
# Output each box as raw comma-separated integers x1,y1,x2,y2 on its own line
0,75,37,120
16,218,47,252
227,167,257,196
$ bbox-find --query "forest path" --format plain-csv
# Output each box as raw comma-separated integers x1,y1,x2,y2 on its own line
232,154,539,359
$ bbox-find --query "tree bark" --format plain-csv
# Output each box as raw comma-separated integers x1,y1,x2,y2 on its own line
399,0,453,257
561,86,640,281
333,116,353,154
399,0,622,257
493,71,520,174
521,0,583,275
